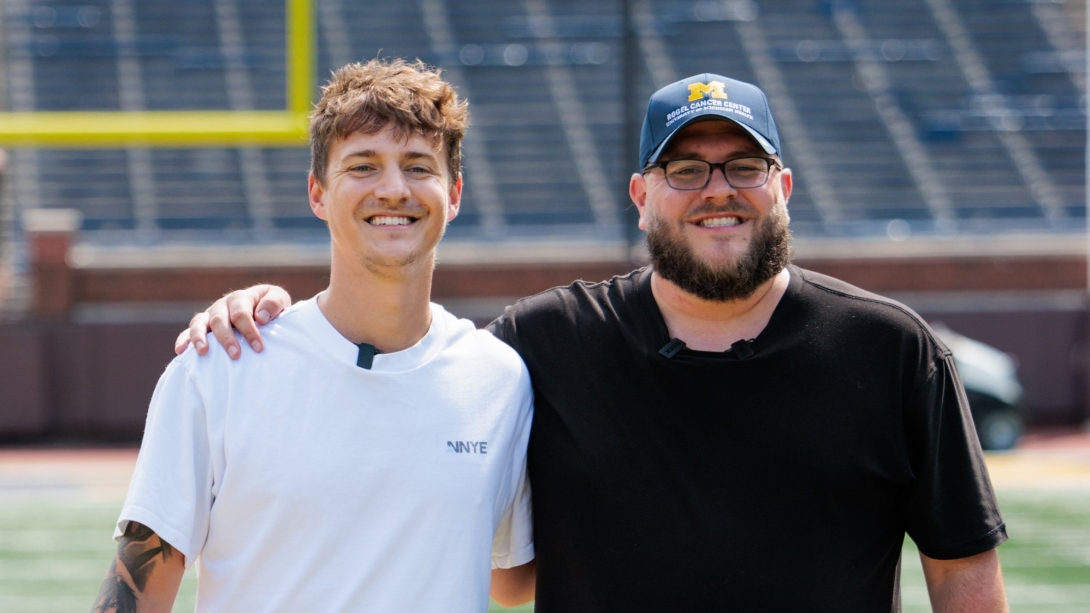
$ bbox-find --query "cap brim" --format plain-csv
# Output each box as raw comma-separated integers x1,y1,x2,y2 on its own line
647,114,777,166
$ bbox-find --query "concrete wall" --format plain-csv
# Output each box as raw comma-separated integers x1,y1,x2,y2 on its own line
0,323,178,438
0,325,50,435
0,226,1086,438
915,310,1087,424
1,290,1086,439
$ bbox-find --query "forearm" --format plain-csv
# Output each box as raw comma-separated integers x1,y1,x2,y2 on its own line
91,522,185,613
921,549,1008,613
491,560,536,607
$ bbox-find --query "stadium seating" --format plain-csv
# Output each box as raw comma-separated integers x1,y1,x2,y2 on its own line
1,0,1085,249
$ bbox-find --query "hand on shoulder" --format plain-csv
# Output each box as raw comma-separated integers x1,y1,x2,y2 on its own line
173,285,293,359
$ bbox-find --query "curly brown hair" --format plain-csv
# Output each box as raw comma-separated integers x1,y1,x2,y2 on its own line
309,58,469,185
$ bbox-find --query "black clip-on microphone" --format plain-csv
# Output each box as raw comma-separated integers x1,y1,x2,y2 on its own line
659,338,686,358
730,339,755,360
356,342,381,369
658,338,755,360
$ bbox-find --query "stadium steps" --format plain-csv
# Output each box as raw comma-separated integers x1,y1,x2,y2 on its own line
764,0,935,225
447,0,603,228
0,0,1084,259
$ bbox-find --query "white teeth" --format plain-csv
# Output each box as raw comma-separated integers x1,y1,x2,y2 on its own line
699,216,741,227
369,215,413,226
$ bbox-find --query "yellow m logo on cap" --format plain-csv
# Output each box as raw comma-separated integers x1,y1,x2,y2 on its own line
688,81,728,102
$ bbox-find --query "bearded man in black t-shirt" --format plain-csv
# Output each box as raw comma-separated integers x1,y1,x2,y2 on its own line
178,73,1009,612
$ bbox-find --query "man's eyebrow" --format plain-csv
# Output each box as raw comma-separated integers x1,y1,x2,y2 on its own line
665,148,765,160
341,150,439,162
342,149,377,160
401,151,440,163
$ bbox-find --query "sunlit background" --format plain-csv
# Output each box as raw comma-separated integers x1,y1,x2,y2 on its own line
0,0,1088,610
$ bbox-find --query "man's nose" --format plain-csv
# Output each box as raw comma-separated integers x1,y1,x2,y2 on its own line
702,165,738,197
373,167,411,201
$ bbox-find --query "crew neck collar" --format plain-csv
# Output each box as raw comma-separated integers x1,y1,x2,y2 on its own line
291,294,448,373
635,265,800,357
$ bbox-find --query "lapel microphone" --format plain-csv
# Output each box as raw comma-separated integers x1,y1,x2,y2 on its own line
730,339,755,359
658,338,756,360
356,343,380,369
659,338,686,358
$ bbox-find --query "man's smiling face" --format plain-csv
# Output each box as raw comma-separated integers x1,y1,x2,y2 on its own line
308,125,461,275
631,119,794,301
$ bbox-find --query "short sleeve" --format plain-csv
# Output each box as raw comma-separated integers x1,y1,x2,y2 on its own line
491,383,535,570
491,455,534,569
114,357,215,568
487,306,534,568
903,353,1007,559
486,307,517,350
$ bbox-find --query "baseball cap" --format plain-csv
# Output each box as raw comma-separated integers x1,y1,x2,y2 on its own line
639,73,781,169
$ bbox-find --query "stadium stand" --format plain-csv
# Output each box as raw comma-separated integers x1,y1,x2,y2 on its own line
0,0,1088,435
0,0,1085,306
0,0,1076,254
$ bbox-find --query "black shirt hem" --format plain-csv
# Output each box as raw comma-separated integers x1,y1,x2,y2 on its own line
916,522,1009,560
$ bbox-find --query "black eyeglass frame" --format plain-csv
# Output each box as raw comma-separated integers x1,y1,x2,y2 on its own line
642,157,783,191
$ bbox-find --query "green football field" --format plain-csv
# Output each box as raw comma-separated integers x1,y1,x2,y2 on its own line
1,449,1087,612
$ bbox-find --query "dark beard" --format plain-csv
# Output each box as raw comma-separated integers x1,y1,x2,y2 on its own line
646,203,793,302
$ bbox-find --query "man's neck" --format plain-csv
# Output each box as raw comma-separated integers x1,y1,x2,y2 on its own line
650,267,791,352
318,251,435,354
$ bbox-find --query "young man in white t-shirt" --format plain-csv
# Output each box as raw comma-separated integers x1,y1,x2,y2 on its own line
91,59,536,613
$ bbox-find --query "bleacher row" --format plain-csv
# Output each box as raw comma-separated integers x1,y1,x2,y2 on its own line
0,0,1085,246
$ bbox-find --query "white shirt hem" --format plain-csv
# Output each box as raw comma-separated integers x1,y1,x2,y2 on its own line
492,543,535,570
116,505,199,569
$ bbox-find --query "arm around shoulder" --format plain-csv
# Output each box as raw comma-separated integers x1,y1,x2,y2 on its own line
174,284,293,358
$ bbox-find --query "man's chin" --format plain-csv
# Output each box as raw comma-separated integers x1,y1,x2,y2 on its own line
646,213,791,303
683,242,751,272
364,251,420,268
694,246,747,267
357,246,439,275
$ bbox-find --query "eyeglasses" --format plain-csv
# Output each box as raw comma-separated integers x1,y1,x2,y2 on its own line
642,157,782,190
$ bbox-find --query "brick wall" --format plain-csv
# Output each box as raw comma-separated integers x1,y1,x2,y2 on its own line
1,230,1086,438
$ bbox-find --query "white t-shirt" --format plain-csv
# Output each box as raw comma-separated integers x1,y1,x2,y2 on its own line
116,297,534,613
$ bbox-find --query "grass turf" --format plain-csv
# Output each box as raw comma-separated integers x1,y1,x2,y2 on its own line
0,497,531,612
900,490,1090,612
1,482,1086,611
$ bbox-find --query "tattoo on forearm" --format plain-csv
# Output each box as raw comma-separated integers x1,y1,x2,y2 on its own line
117,522,174,591
92,558,137,613
91,522,175,613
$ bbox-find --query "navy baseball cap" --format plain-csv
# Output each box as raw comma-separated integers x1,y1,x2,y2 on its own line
639,73,781,169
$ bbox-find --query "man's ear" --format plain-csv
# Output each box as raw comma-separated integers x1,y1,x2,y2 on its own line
779,167,793,203
447,173,463,222
629,172,649,231
308,173,327,220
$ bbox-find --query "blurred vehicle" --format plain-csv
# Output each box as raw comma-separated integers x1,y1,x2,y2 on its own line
931,324,1024,451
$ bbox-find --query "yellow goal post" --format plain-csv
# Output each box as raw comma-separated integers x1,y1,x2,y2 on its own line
0,0,313,147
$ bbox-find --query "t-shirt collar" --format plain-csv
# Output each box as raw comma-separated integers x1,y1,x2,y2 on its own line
635,264,801,355
292,295,448,373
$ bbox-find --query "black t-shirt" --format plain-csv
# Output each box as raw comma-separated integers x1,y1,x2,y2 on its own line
488,265,1006,613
